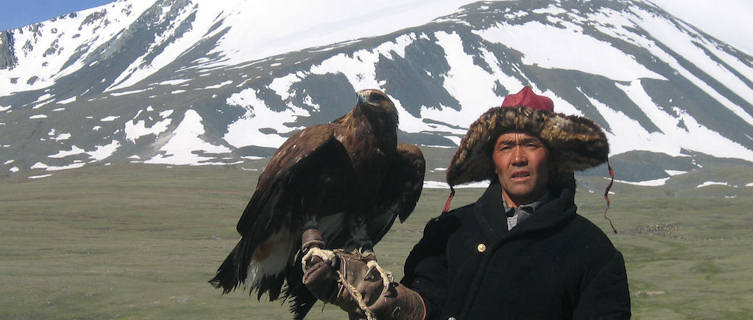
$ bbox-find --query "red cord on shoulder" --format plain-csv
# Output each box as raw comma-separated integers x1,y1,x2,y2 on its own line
604,161,618,234
442,186,456,214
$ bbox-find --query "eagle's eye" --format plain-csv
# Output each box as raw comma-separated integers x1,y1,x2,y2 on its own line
369,92,386,103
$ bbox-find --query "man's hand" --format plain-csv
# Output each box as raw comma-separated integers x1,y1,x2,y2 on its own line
301,229,426,320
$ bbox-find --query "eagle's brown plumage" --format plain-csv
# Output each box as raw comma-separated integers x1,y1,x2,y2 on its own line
210,89,425,319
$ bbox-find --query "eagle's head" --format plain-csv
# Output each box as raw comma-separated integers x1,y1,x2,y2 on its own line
356,89,398,125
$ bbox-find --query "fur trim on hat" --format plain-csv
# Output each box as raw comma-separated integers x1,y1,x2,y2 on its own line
446,106,609,187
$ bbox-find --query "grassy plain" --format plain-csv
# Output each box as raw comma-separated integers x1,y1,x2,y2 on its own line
1,164,752,319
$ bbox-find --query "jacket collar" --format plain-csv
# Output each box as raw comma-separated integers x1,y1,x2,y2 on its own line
472,180,576,244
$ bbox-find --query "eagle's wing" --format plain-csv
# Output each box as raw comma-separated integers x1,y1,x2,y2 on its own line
236,124,354,236
364,143,425,244
210,124,356,301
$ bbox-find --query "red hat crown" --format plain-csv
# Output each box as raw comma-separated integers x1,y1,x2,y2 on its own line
501,86,553,112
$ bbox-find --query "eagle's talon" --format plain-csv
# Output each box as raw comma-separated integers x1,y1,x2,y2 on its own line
360,249,377,260
302,247,336,270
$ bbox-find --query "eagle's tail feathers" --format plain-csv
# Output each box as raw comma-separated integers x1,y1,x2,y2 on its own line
256,272,286,301
228,226,293,301
209,239,250,293
208,252,235,293
284,255,317,320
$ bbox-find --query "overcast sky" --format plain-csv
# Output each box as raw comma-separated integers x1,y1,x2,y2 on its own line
0,0,751,55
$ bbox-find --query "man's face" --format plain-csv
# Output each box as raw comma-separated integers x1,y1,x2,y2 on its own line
492,132,550,207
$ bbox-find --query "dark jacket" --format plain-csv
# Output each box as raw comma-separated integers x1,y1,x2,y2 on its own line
401,181,630,319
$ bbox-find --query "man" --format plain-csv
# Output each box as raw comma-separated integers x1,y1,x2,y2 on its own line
302,86,631,319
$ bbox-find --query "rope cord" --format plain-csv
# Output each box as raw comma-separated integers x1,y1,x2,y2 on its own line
335,269,376,320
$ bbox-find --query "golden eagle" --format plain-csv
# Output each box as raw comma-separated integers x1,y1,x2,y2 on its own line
210,89,425,319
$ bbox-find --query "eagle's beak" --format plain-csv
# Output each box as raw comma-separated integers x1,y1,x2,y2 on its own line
356,91,367,106
356,89,382,107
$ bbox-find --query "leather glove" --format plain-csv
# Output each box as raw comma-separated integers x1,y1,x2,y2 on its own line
362,282,426,320
301,229,426,320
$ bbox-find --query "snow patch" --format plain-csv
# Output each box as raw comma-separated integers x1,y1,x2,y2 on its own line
696,181,729,188
203,81,233,90
309,34,450,135
31,162,49,170
269,74,301,101
474,20,664,82
532,4,567,16
106,0,234,90
0,1,156,93
630,9,753,127
223,88,308,149
160,109,174,118
157,79,191,86
88,140,121,161
615,177,670,186
29,174,53,179
29,114,48,119
420,144,456,149
611,81,753,162
146,109,231,165
52,132,72,141
207,0,474,67
58,96,77,104
423,180,490,189
49,146,86,158
429,32,504,128
48,163,87,171
100,116,120,122
110,88,149,97
125,116,172,143
34,94,54,103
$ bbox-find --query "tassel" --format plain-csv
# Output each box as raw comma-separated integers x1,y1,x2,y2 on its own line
442,186,456,214
603,161,617,234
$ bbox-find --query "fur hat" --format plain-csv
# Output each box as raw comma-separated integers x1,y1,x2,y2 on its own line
446,86,609,187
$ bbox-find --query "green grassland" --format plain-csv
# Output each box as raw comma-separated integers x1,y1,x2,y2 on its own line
1,164,752,319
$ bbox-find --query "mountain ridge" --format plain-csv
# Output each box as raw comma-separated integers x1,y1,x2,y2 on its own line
1,0,753,184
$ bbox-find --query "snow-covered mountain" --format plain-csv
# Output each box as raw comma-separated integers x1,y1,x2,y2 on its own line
1,0,752,184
